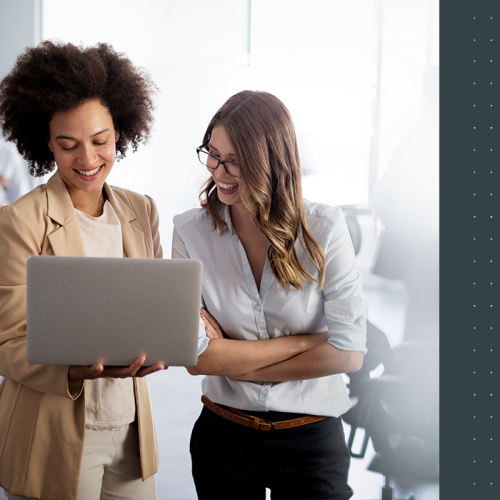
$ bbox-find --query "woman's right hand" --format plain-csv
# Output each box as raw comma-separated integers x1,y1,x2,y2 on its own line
68,356,167,380
200,308,225,339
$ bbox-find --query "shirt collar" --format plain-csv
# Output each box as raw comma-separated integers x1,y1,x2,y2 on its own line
219,203,235,235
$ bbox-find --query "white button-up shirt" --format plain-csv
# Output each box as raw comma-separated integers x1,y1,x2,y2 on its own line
172,200,367,417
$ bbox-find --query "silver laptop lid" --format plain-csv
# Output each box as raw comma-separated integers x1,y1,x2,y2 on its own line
26,256,202,367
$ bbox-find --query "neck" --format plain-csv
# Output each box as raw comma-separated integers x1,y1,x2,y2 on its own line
69,187,106,217
230,202,258,233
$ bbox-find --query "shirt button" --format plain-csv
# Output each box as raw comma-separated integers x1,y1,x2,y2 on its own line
262,389,268,396
262,334,269,340
255,305,261,311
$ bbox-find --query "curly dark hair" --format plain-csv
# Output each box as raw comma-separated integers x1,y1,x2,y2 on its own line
0,40,156,177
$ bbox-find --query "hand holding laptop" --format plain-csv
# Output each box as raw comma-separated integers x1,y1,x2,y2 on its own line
68,355,168,381
27,256,203,367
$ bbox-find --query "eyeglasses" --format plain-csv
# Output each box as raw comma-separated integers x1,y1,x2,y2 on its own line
196,142,239,178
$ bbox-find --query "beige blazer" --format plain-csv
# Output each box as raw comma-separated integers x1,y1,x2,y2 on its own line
0,171,162,500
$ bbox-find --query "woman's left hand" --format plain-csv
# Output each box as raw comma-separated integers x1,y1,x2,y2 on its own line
200,308,225,339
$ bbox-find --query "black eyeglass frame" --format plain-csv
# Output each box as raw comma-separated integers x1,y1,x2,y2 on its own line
196,141,239,178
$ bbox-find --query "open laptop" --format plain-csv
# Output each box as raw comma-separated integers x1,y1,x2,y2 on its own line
26,256,203,367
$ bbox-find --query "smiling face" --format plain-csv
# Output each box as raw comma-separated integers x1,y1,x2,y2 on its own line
207,124,243,207
47,99,119,203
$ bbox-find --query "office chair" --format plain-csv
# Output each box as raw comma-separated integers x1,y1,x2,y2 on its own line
340,209,438,500
339,205,370,257
343,323,439,500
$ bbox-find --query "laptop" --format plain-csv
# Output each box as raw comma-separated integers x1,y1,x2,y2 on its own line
26,256,203,367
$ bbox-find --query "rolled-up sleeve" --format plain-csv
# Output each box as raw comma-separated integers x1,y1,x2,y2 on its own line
172,223,210,356
324,296,367,352
321,210,368,354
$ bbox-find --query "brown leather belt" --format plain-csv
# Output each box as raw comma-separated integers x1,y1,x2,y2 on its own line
201,395,326,431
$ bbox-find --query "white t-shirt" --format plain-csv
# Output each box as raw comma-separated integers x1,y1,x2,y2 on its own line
75,201,136,430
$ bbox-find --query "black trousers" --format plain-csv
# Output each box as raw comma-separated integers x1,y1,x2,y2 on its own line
190,406,353,500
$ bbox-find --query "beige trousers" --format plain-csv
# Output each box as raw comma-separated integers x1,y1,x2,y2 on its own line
5,424,156,500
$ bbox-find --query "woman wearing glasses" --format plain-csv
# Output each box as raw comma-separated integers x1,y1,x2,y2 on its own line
0,41,163,499
173,90,367,500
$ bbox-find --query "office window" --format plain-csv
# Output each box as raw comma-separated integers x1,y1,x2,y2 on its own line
43,0,440,251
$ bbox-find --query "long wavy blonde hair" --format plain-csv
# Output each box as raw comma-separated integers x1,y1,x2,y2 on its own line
200,90,326,290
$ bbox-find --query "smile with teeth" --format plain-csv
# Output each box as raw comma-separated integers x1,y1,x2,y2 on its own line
218,181,239,190
76,165,103,176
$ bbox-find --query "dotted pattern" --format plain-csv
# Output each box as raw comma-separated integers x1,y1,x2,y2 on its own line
470,12,500,499
442,3,500,499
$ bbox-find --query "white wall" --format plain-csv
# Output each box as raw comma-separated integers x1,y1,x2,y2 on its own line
0,0,438,253
0,0,41,80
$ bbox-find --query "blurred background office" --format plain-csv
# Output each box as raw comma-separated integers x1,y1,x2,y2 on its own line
0,1,438,499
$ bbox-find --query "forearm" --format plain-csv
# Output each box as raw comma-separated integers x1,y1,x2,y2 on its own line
187,333,326,378
234,343,364,382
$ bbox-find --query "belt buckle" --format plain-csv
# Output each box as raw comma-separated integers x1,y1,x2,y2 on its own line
260,418,275,431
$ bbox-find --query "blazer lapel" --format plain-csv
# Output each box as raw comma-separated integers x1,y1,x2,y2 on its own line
104,185,148,258
44,172,147,258
46,172,86,257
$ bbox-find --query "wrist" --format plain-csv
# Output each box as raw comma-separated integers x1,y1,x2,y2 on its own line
68,365,78,380
289,334,315,355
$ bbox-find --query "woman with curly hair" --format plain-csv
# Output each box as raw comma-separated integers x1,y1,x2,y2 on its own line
0,41,164,500
173,90,367,500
